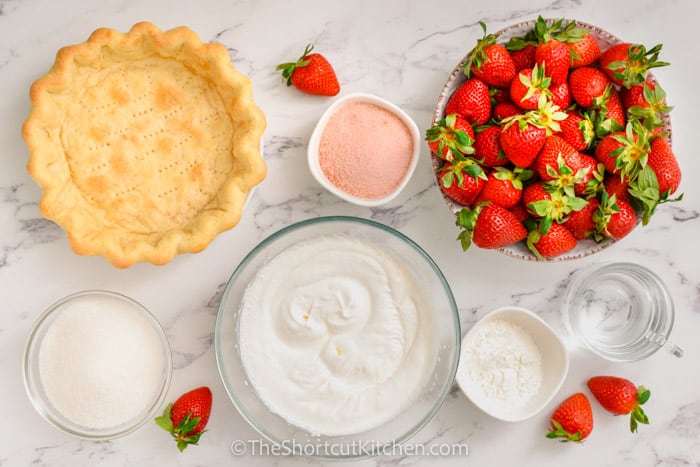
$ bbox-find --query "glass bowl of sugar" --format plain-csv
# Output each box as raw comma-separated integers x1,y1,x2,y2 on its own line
307,93,421,207
23,290,172,439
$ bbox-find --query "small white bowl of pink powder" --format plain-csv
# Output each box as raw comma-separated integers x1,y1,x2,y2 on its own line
308,93,421,206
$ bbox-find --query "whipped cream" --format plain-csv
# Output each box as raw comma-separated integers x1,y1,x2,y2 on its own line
238,235,435,436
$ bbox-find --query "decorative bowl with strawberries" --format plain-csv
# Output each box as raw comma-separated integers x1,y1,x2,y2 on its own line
428,17,681,261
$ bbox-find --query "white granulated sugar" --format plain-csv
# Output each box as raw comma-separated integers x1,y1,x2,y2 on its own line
38,296,165,429
461,318,542,408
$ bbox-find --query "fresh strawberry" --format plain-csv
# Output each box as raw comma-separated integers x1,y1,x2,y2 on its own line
527,220,578,258
509,43,537,72
533,17,571,85
594,86,626,137
646,137,681,195
550,81,571,110
563,198,600,239
474,167,533,209
473,125,508,167
156,387,213,452
465,21,516,88
558,110,594,151
426,113,476,161
456,203,527,250
500,117,547,168
622,81,673,130
446,78,492,126
599,42,669,88
534,137,601,197
532,135,579,181
628,163,683,226
509,64,551,110
547,393,594,442
594,121,650,178
500,99,566,167
569,67,611,108
593,191,637,240
438,159,486,205
573,154,604,197
276,44,340,96
587,376,650,433
566,31,601,68
523,181,586,223
604,174,631,204
493,102,522,122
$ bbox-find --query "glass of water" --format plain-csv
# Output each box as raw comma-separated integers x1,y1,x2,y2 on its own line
562,262,683,362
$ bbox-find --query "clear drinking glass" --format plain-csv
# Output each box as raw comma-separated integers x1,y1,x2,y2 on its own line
562,262,683,362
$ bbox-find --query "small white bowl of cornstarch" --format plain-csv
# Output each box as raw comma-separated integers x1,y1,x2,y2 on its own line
455,306,569,422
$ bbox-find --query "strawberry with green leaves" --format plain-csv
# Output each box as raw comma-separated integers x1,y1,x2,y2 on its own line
593,86,626,137
532,135,579,181
426,113,475,161
569,67,612,108
565,29,601,68
593,191,637,240
456,203,527,250
558,110,595,151
627,139,684,225
156,387,213,452
509,63,551,110
595,120,650,178
474,167,533,209
563,197,600,239
600,42,669,88
446,78,492,126
547,393,594,442
465,22,516,88
532,16,571,85
587,376,650,433
438,159,486,206
276,44,340,96
523,181,587,224
500,98,566,168
527,220,578,258
622,81,673,130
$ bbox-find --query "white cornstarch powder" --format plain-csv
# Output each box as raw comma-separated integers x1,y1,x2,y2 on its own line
38,295,166,429
461,319,542,408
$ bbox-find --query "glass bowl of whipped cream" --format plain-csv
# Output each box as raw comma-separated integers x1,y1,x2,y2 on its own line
215,216,460,460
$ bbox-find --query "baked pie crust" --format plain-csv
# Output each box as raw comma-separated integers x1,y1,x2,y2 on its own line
23,22,267,267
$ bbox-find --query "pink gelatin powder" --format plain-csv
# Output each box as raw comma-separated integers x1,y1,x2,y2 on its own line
318,101,413,200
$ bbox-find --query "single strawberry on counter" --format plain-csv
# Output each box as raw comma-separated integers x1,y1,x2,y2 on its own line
276,44,340,96
156,386,213,452
547,392,594,442
587,376,650,433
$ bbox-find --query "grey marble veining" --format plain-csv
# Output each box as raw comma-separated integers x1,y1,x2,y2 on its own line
2,0,700,465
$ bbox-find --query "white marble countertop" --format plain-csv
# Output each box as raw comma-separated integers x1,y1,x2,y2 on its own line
2,0,699,465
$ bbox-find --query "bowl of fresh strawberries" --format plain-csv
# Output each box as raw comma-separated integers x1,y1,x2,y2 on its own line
427,17,682,260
